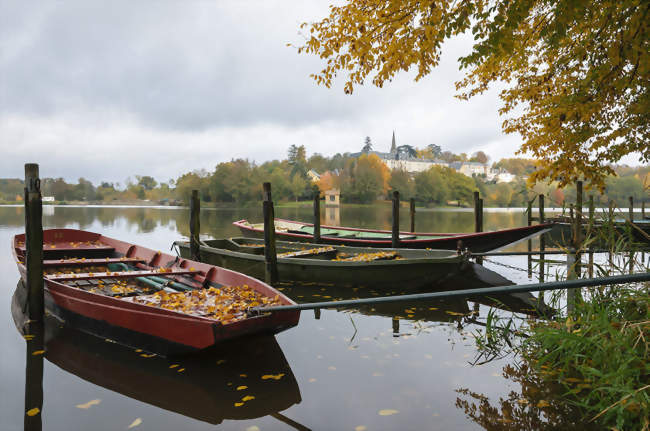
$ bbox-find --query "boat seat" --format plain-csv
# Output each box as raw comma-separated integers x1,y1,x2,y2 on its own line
277,247,337,259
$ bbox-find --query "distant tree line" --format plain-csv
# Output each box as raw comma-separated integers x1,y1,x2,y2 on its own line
0,142,647,208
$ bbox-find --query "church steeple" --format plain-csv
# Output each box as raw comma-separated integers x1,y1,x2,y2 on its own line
390,130,396,153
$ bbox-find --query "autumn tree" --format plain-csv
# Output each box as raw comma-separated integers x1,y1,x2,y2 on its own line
297,0,649,189
350,153,390,202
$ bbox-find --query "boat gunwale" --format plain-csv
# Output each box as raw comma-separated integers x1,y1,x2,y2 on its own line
175,239,464,268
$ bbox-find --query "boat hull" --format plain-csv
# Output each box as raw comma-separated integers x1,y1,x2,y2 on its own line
175,238,467,289
13,229,300,356
234,219,552,252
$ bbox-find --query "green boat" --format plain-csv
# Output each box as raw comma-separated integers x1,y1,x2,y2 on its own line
173,238,468,289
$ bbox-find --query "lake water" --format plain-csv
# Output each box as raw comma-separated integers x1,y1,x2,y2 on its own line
0,205,599,431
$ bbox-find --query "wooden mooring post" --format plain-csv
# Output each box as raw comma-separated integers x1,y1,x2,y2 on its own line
527,199,533,277
25,163,44,321
263,182,278,284
409,198,415,233
538,194,546,285
473,191,483,233
629,196,634,222
588,195,595,278
567,181,583,314
392,191,400,248
313,186,321,243
189,190,200,261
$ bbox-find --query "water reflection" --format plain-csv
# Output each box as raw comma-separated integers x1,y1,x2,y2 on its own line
455,361,603,430
12,281,307,429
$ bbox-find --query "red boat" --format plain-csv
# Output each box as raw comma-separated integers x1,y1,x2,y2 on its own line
234,218,553,252
12,229,300,355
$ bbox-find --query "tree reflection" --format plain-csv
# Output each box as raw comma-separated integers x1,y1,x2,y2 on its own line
455,361,603,431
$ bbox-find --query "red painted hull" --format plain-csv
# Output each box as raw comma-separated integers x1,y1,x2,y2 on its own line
13,229,299,355
234,218,553,252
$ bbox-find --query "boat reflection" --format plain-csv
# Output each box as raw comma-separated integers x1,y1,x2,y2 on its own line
278,262,551,334
12,281,306,428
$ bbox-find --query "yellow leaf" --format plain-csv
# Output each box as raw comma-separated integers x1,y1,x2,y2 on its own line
308,378,317,383
26,407,40,416
32,350,45,356
23,334,35,340
169,364,179,369
537,400,550,408
177,368,185,373
237,385,248,390
76,399,101,409
242,395,255,402
234,402,244,407
261,373,285,380
378,409,399,416
355,426,367,431
127,418,142,428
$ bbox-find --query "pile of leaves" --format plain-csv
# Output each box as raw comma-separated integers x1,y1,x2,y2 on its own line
333,251,400,262
131,285,283,324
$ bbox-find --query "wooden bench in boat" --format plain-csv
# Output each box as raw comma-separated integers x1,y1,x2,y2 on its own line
277,247,337,259
46,268,202,282
43,257,147,267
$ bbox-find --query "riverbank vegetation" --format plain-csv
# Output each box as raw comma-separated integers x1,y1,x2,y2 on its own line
468,225,649,430
1,149,647,207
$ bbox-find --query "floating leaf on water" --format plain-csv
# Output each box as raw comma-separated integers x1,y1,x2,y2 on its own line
246,427,261,431
428,307,438,310
308,378,317,383
234,402,244,407
135,349,142,353
237,386,248,391
76,399,101,409
378,409,399,416
32,350,45,356
169,364,179,369
127,418,142,428
177,368,185,373
261,373,285,380
242,395,255,402
26,408,40,416
355,426,367,431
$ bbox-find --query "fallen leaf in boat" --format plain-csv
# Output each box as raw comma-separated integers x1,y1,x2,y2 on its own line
237,386,248,391
242,395,255,402
135,349,142,353
127,418,142,428
378,409,399,416
76,399,101,409
537,400,550,408
31,350,45,356
234,402,244,407
428,307,438,310
140,353,155,358
169,364,179,369
177,368,185,373
355,426,367,431
26,408,40,416
261,373,285,380
239,374,247,377
23,334,35,340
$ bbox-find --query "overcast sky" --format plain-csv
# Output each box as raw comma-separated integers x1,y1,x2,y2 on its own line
0,1,642,185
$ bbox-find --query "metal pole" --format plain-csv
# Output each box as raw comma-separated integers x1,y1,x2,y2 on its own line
263,182,278,284
409,198,415,233
189,190,200,261
24,163,44,321
392,190,400,248
313,186,321,243
253,272,650,313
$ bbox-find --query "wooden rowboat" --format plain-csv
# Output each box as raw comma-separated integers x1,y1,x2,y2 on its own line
174,237,468,288
12,229,299,355
233,218,553,252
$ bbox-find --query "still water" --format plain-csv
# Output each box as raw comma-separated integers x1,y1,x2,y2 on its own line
1,205,589,431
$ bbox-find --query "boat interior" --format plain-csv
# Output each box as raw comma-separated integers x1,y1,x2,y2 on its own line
199,237,460,262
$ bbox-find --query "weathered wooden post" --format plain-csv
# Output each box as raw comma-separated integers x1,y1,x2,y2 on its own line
473,191,481,233
25,163,44,321
189,190,200,261
313,186,321,243
629,196,634,222
527,199,533,277
392,191,400,248
314,308,321,320
24,314,44,431
409,198,415,233
538,194,546,285
478,198,484,232
588,195,595,278
263,182,278,284
392,317,399,337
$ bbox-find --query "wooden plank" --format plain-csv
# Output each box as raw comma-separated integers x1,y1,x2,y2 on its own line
46,268,201,281
43,257,146,267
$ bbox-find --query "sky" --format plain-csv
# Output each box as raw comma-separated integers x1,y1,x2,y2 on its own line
0,1,642,186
